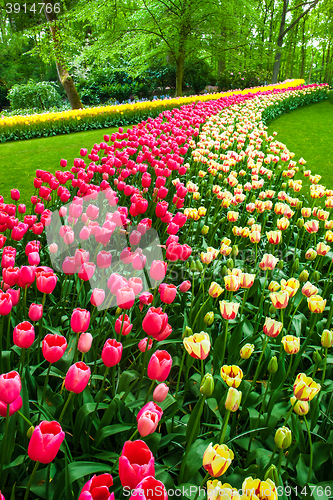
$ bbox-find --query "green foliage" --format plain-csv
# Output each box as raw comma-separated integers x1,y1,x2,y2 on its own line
217,68,273,91
8,81,63,111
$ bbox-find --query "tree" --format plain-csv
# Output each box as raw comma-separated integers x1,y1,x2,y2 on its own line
272,0,320,83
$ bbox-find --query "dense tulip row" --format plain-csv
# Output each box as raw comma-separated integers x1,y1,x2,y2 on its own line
0,80,306,142
0,81,330,500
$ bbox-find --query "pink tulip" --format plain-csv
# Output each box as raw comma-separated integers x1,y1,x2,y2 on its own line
158,283,177,304
2,267,20,287
90,288,105,307
0,394,22,417
28,251,40,266
19,266,36,287
129,476,167,500
28,420,65,464
13,321,35,349
65,362,91,393
0,371,21,404
137,402,163,437
153,323,172,342
147,350,172,382
179,280,191,293
138,338,153,352
42,334,67,363
78,332,93,353
142,307,168,337
36,271,57,294
49,243,58,254
128,277,143,296
29,303,43,322
102,339,123,367
7,288,20,307
0,293,12,315
153,383,169,402
116,286,135,309
78,262,96,281
11,189,20,201
97,251,112,269
149,261,167,281
71,308,90,333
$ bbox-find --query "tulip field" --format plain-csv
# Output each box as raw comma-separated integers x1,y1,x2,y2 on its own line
0,81,333,500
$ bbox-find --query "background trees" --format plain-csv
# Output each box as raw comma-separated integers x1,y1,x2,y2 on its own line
0,0,332,110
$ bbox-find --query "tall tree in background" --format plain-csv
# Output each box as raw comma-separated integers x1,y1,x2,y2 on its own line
44,2,82,109
272,0,320,83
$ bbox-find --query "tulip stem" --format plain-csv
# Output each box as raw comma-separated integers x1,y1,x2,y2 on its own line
37,293,47,364
193,472,210,500
243,336,269,409
282,398,298,427
40,362,52,418
219,409,231,444
144,379,155,404
175,348,186,397
6,310,12,350
17,410,33,427
74,280,84,310
59,391,74,423
23,461,40,500
276,448,284,482
304,415,313,483
0,404,10,485
286,297,304,334
23,285,27,319
192,297,210,330
19,348,26,377
0,315,5,374
220,320,229,370
136,337,150,398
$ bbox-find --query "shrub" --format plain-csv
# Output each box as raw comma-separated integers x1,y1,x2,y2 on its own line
8,80,63,110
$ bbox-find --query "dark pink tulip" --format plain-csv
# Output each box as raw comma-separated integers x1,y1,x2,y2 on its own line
78,473,114,500
115,314,133,336
119,440,155,489
158,284,177,304
138,337,153,352
0,293,12,315
29,303,43,322
36,271,57,294
142,307,168,337
179,280,191,293
147,350,172,382
0,234,6,249
28,420,65,464
1,253,15,268
153,323,172,342
90,288,105,307
60,158,67,167
102,339,123,367
13,321,35,349
0,371,21,404
97,251,112,269
19,266,36,287
7,288,20,307
42,334,67,363
149,261,167,281
71,308,90,333
2,267,20,287
116,286,135,309
11,189,20,201
166,222,179,235
0,394,22,417
28,251,40,266
65,362,91,393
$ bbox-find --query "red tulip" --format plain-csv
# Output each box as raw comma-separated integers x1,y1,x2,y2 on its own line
0,371,21,404
78,473,114,500
36,271,57,294
129,477,167,500
13,321,35,349
42,334,67,363
149,261,167,281
71,308,90,333
102,339,123,367
28,420,65,464
147,350,172,382
65,362,91,393
119,440,155,489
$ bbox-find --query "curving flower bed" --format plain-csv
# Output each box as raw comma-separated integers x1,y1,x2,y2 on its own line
0,82,331,500
0,80,307,143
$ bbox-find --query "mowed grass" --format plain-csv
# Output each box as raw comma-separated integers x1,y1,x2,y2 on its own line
0,125,134,205
267,99,333,201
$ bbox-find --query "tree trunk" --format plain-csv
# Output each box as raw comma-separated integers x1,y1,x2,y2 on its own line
300,18,307,78
272,0,289,83
44,8,83,110
175,55,185,97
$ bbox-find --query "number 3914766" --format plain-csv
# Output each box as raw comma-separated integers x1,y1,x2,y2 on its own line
6,3,61,14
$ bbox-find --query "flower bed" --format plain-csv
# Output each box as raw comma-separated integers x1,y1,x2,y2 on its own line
0,80,306,143
0,82,331,500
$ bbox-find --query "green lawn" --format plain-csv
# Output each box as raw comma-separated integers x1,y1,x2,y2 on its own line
0,99,332,206
0,125,133,205
267,99,333,199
